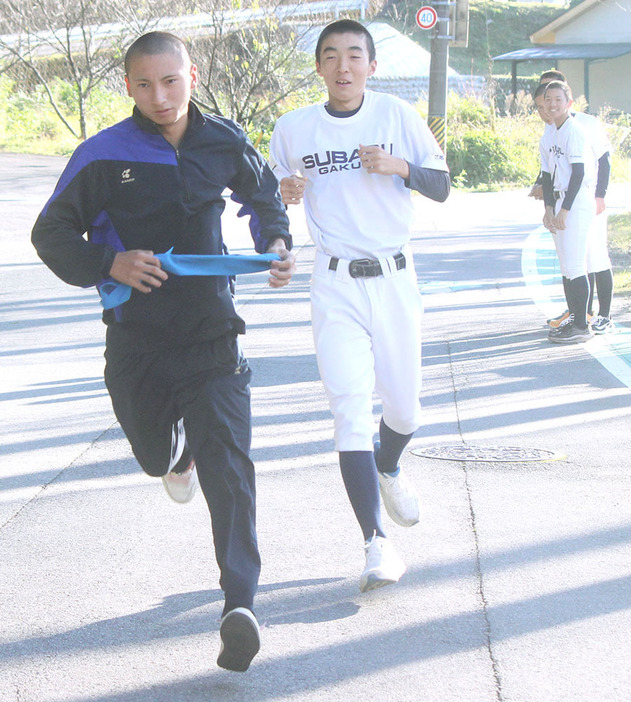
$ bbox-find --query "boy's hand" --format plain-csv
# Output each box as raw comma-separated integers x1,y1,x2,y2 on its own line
552,208,569,231
543,206,556,233
359,144,410,179
110,250,168,293
266,238,295,288
595,197,606,215
280,175,307,205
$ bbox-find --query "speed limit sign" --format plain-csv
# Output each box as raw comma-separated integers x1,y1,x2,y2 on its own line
416,6,438,29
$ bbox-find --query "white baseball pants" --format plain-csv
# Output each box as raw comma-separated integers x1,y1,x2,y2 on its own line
311,249,423,451
553,189,596,280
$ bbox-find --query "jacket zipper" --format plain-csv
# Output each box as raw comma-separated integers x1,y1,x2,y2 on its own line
174,147,192,203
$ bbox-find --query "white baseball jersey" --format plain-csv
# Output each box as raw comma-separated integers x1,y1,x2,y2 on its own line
269,90,447,260
573,111,611,162
540,115,596,193
540,112,610,180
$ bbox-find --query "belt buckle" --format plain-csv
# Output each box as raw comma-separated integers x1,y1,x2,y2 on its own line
349,258,378,278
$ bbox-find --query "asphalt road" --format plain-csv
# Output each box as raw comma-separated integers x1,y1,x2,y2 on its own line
1,152,630,702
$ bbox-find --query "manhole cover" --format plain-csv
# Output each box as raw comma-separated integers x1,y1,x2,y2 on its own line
410,445,566,463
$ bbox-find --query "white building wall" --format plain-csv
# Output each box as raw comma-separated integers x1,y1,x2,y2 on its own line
589,54,631,113
558,53,631,113
557,61,586,101
554,0,631,44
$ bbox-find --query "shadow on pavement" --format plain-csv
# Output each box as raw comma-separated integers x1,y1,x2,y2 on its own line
7,523,629,702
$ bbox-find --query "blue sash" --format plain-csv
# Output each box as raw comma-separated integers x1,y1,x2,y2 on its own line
98,249,280,309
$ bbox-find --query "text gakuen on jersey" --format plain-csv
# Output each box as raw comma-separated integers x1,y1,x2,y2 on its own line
302,144,393,174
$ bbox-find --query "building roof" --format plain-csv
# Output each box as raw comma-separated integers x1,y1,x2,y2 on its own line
493,43,631,63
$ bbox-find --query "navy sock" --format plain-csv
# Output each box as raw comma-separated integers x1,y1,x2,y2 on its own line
339,451,385,541
562,276,571,310
376,419,414,475
566,275,590,329
587,272,596,316
595,269,613,318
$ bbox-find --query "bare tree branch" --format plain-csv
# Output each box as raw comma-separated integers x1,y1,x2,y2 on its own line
0,0,373,140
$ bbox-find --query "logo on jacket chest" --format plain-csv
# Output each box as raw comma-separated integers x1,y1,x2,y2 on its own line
302,144,393,174
120,168,136,184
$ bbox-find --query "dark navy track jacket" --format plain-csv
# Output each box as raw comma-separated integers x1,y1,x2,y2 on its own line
32,103,291,349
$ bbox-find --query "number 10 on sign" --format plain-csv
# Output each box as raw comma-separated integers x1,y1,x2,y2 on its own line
416,6,438,29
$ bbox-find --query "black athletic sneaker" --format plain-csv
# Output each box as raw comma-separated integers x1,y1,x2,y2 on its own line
548,323,593,344
591,315,614,334
217,608,260,672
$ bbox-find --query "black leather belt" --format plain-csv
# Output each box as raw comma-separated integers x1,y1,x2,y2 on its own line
553,191,563,200
328,252,406,278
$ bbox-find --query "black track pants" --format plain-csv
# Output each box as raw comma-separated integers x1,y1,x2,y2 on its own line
104,330,260,614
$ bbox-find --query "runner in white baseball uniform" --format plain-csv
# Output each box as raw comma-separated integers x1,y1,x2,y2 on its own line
540,81,596,343
532,72,614,334
269,20,450,592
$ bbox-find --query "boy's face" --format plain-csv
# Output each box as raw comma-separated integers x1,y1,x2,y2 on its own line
316,32,376,111
535,95,552,125
125,50,197,133
544,88,573,124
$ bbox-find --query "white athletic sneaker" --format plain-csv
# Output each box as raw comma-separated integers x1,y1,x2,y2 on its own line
359,535,406,593
217,607,261,672
377,467,420,527
591,315,615,334
161,461,198,503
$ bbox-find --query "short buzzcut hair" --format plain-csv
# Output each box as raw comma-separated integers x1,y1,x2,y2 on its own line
315,19,376,63
539,69,567,84
544,80,572,100
124,32,191,75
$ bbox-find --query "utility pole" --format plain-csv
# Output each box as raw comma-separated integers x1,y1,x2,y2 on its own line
425,0,469,154
427,1,451,154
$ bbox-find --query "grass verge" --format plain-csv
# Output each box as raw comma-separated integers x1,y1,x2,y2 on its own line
609,212,631,295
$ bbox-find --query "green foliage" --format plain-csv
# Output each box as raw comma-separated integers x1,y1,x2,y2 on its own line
448,128,529,188
247,81,327,159
3,72,628,192
447,93,489,127
609,213,631,253
452,1,563,76
247,122,273,160
613,270,631,294
57,81,80,114
86,84,132,131
0,75,132,154
599,107,631,161
0,77,70,153
444,94,537,189
608,212,631,293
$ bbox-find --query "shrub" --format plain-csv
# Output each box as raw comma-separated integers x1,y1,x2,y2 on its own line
444,94,537,188
447,93,491,127
4,87,65,146
448,129,529,187
0,76,132,154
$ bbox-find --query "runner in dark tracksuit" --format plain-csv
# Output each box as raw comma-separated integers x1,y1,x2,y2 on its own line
32,31,294,673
